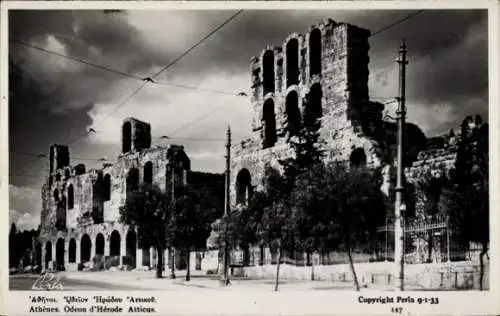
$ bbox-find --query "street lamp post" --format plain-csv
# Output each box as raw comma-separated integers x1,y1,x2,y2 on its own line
394,40,408,291
220,126,231,286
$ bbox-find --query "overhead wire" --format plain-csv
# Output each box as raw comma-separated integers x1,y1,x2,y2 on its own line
11,10,245,177
11,10,428,180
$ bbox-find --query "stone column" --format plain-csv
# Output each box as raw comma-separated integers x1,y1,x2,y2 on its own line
76,238,81,266
136,247,143,268
163,248,169,271
41,245,46,272
64,240,69,271
120,239,126,266
51,242,56,271
150,246,154,268
90,238,96,263
104,238,110,257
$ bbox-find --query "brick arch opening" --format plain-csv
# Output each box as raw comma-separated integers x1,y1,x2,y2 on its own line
53,189,59,203
45,241,52,269
126,229,137,269
286,38,299,87
262,99,277,149
122,121,132,153
263,50,275,96
103,174,111,201
69,238,76,263
56,238,65,271
144,161,153,185
309,28,322,77
80,234,92,263
126,168,140,197
67,184,74,210
96,233,105,256
285,90,301,136
236,169,253,205
110,230,121,257
305,83,323,130
350,148,367,168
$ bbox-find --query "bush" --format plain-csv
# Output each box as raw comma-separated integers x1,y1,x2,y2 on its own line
93,255,105,271
104,256,120,269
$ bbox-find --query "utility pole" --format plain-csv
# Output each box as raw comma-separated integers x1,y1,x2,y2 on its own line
169,151,176,279
220,126,231,286
394,40,408,291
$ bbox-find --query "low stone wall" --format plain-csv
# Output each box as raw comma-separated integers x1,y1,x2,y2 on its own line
241,261,489,290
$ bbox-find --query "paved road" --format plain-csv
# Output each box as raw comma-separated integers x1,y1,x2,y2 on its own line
9,274,149,291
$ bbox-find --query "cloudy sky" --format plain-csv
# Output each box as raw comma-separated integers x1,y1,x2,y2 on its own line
7,9,488,231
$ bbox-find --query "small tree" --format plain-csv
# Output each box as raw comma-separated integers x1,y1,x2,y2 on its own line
442,117,489,290
120,184,170,278
254,165,296,292
294,162,386,291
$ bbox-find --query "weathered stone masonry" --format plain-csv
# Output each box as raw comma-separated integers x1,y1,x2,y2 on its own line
39,117,223,272
230,18,483,264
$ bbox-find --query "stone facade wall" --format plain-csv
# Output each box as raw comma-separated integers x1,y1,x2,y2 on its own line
232,19,384,206
38,118,223,272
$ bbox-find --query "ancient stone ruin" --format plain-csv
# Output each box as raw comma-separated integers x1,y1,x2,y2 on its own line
38,117,224,272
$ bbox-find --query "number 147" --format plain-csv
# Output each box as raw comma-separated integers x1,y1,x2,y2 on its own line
391,307,403,314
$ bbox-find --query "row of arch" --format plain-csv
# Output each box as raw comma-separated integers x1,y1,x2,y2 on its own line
52,161,156,211
44,230,142,270
262,28,322,96
262,83,323,148
234,148,367,205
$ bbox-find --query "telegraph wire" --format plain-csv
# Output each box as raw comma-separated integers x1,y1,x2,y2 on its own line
69,10,245,146
370,10,425,38
11,10,427,179
11,39,247,97
10,40,143,81
149,10,244,80
11,11,245,177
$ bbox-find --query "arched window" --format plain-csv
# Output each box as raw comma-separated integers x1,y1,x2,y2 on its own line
80,234,92,263
55,238,65,271
285,91,301,136
45,241,52,269
96,233,105,256
144,162,153,185
286,38,299,87
304,83,322,130
126,168,140,194
67,184,74,210
262,99,277,149
349,148,367,169
103,174,111,201
64,169,70,180
263,50,275,96
122,121,132,153
110,230,121,257
236,169,252,205
69,238,76,263
309,28,322,77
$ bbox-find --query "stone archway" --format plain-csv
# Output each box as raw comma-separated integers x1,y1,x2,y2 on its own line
126,229,137,269
110,230,121,257
68,238,76,263
96,233,105,256
80,234,92,263
236,169,252,205
45,241,52,270
286,38,299,87
56,238,65,271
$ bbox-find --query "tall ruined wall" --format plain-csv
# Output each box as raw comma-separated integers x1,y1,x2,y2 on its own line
232,19,385,206
39,141,192,242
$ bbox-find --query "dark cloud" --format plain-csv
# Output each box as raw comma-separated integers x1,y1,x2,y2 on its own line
8,9,488,192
